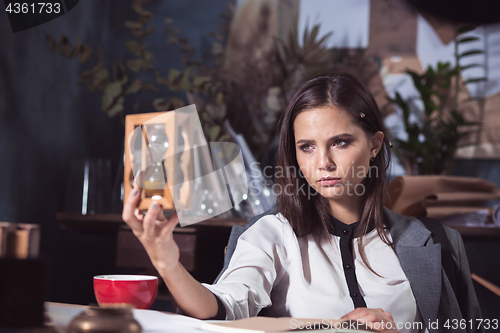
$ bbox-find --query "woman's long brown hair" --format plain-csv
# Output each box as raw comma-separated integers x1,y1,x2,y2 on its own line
275,72,393,275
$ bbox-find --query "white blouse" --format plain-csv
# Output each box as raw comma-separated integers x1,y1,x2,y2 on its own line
202,213,426,333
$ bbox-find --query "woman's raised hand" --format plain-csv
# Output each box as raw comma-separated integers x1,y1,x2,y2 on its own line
121,186,180,277
341,308,397,332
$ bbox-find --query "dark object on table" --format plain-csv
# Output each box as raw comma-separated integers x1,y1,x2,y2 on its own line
67,305,142,333
0,258,45,327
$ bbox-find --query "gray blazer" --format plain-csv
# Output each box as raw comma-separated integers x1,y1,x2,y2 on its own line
216,207,484,333
384,208,483,333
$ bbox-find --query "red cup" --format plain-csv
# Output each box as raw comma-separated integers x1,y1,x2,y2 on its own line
93,275,158,309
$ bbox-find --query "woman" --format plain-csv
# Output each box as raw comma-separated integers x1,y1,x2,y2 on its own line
122,73,483,332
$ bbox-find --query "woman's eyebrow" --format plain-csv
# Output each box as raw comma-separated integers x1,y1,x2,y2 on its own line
296,133,353,145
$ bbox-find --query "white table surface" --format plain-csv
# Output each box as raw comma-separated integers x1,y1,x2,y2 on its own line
45,302,211,333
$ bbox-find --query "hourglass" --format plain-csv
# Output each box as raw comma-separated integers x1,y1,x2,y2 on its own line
124,111,194,212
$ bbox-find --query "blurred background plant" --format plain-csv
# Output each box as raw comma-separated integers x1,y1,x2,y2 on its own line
46,0,233,143
45,0,348,156
388,26,486,175
223,22,340,156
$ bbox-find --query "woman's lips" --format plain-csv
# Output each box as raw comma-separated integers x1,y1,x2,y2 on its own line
317,178,341,186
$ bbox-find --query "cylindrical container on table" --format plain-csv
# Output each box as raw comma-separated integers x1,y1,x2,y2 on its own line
93,275,158,310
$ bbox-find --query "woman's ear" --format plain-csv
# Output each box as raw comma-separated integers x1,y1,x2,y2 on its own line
370,131,385,155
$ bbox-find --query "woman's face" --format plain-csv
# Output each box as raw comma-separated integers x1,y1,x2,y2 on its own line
293,105,383,202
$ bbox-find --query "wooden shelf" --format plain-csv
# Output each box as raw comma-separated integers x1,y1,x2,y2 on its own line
443,224,500,238
56,213,500,238
56,212,247,232
56,213,247,280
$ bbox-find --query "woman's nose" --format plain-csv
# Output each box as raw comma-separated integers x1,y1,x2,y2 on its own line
317,151,336,171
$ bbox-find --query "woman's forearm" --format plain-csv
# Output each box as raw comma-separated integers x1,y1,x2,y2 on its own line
161,261,219,319
121,191,218,319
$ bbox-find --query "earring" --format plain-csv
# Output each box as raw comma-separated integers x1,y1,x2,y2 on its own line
370,155,375,161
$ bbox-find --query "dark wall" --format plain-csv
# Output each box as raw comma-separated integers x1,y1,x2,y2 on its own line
453,159,500,321
0,0,228,305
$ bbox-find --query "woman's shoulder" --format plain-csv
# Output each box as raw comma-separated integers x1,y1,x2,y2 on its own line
442,225,463,252
244,212,292,232
383,207,463,250
239,212,296,244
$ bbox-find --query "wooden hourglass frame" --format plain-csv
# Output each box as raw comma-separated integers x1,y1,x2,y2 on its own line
124,111,194,212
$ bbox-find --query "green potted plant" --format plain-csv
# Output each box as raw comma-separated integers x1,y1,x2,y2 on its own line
388,26,486,175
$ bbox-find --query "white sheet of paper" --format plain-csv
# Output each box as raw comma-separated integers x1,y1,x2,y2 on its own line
133,309,203,332
46,303,204,333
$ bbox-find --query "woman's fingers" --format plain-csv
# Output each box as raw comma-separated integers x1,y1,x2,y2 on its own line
159,211,180,238
134,208,145,221
341,307,364,320
143,201,161,239
341,308,394,331
125,186,178,240
155,206,168,223
122,187,143,233
153,206,169,235
342,307,385,319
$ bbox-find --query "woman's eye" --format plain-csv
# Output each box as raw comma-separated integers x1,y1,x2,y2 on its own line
300,144,312,152
333,140,348,147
